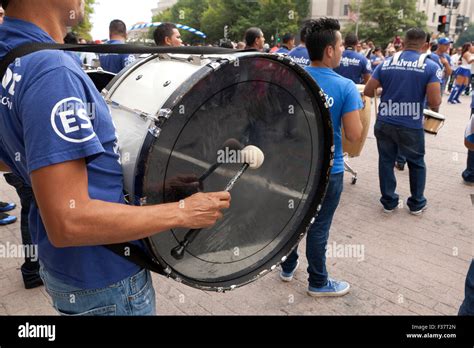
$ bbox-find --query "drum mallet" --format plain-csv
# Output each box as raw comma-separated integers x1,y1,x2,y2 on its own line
171,145,265,260
198,138,244,183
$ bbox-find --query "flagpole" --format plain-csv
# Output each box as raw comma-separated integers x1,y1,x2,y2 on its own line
355,0,360,36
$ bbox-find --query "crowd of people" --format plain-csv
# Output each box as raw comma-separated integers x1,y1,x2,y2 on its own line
0,0,472,316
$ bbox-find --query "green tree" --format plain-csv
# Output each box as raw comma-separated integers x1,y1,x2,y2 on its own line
257,0,310,45
73,0,96,41
455,24,474,47
153,0,209,44
152,0,310,45
344,0,427,48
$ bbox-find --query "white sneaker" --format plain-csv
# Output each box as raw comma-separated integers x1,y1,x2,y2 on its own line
279,260,300,282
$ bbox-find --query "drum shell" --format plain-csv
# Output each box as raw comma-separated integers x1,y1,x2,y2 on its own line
424,116,444,135
342,94,371,157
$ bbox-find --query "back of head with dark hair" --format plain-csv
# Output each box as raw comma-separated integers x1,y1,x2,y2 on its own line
304,18,341,61
109,19,127,37
64,32,78,44
300,21,310,43
282,33,294,44
244,27,262,47
344,33,358,47
153,22,177,46
404,28,426,48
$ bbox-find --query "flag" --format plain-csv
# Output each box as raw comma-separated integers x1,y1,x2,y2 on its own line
348,10,359,22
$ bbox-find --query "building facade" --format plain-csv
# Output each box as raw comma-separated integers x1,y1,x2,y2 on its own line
151,0,178,17
310,0,474,38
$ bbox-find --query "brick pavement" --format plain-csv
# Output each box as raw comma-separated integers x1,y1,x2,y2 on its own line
0,94,472,315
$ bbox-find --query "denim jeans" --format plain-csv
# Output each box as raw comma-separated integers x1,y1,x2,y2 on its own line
462,150,474,183
40,266,156,316
374,121,427,211
459,260,474,316
3,173,39,280
281,172,344,288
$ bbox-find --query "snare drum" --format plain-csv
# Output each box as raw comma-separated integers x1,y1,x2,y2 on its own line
342,84,372,157
423,109,446,135
103,52,333,291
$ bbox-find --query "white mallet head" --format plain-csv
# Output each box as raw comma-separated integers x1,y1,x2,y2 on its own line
241,145,265,169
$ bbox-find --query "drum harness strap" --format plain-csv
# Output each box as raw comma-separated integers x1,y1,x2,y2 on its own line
0,43,242,276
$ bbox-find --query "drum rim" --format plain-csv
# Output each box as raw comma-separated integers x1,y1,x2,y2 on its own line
114,53,335,291
423,109,446,120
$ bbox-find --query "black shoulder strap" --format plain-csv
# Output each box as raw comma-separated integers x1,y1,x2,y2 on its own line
0,42,245,78
105,242,167,276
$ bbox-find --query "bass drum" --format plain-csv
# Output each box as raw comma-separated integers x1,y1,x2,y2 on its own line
85,68,116,93
103,52,333,291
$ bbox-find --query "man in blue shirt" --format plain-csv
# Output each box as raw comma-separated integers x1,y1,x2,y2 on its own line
275,33,295,54
365,28,442,215
429,37,452,97
334,33,372,85
280,18,363,297
459,116,474,316
99,20,136,74
288,26,310,66
0,0,230,316
462,95,474,186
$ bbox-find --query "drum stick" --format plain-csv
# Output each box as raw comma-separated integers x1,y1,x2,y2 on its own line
171,146,264,260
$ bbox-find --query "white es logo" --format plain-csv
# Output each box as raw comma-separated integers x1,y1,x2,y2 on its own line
2,67,22,96
51,97,96,143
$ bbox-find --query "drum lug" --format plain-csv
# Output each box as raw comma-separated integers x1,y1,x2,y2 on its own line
157,108,173,120
208,62,222,71
148,125,161,138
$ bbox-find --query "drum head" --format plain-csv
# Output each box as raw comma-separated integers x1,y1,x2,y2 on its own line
135,54,332,290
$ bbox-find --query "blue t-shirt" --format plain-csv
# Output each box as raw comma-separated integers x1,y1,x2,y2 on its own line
99,40,136,74
305,67,363,174
370,55,384,70
0,17,141,289
288,45,310,66
466,116,474,144
275,46,290,54
334,48,372,84
372,50,442,129
429,52,451,82
468,96,474,144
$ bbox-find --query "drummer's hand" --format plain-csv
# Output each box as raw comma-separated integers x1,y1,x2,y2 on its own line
179,191,231,229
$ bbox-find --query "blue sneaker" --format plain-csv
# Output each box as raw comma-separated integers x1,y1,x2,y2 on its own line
0,201,16,213
307,278,350,297
279,260,299,282
0,212,17,225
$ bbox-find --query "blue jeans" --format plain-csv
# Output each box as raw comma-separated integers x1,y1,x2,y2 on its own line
40,266,156,316
281,172,344,288
459,260,474,316
374,121,427,211
462,150,474,183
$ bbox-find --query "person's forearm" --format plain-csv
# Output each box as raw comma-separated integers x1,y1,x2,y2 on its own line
0,161,11,172
53,199,184,247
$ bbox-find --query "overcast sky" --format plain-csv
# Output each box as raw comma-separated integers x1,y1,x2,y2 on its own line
90,0,158,40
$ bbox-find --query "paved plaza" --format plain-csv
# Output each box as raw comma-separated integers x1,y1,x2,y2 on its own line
0,95,473,316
